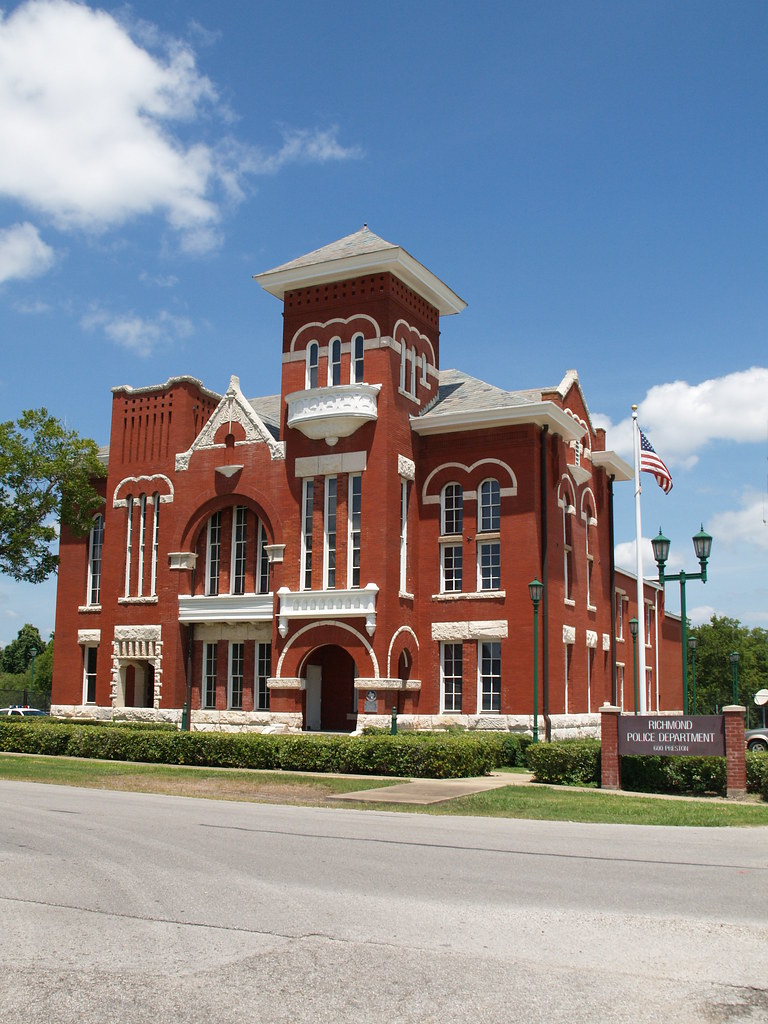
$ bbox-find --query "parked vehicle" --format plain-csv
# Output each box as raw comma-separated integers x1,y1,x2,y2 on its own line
0,706,49,717
745,728,768,752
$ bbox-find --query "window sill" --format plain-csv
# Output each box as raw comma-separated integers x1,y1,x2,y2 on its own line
399,591,414,601
476,531,500,541
118,596,158,605
564,598,576,607
78,605,102,614
433,590,506,601
587,604,597,613
397,386,420,406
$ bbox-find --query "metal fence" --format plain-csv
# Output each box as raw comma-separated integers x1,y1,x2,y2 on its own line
0,687,51,712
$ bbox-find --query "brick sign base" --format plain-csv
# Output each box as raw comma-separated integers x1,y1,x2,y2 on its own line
600,704,747,799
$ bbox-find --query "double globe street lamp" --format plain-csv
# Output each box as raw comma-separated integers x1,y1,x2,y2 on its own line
528,578,543,743
651,525,713,715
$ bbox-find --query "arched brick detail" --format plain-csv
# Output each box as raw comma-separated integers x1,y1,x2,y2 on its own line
179,492,282,551
290,314,381,353
113,474,173,508
422,458,518,505
276,621,379,679
387,625,419,678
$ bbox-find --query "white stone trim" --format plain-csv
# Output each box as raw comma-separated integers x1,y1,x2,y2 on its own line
287,314,381,354
421,458,518,505
354,677,405,691
169,552,198,571
78,629,101,644
267,677,305,690
265,544,285,563
118,595,159,605
277,584,378,637
431,620,508,641
602,633,611,651
114,625,161,641
386,625,419,677
393,318,436,367
113,474,174,508
77,605,101,614
286,384,381,446
295,451,367,477
563,625,576,644
432,591,506,601
275,619,380,679
397,454,415,481
178,593,273,624
586,630,598,649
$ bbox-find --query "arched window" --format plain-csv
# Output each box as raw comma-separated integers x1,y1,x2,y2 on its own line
124,495,133,597
399,340,407,391
478,479,500,532
421,353,428,385
87,514,104,606
150,493,160,596
410,348,417,395
306,342,319,389
328,337,341,386
352,334,364,383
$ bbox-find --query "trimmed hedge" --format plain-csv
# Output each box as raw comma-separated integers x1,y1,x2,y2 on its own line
0,722,517,778
524,738,768,799
524,739,601,786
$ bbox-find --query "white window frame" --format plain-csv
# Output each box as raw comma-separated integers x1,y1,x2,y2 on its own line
478,640,501,713
615,591,625,640
399,479,408,594
323,476,337,589
83,645,98,704
255,642,271,711
150,494,160,597
440,542,463,593
617,662,625,711
645,601,654,649
478,478,500,533
87,514,104,607
347,474,361,589
399,340,407,391
410,348,417,395
206,511,222,596
257,519,270,595
477,539,501,591
301,479,314,590
440,641,463,713
352,333,364,383
124,495,133,597
203,642,217,709
441,483,463,536
306,342,319,389
228,641,244,710
137,493,147,597
231,505,247,596
328,337,341,386
563,505,574,603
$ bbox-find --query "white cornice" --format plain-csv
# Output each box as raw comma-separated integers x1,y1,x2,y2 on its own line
591,450,633,481
411,401,586,442
254,247,466,317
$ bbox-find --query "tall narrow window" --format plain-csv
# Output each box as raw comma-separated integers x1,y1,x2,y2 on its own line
83,645,98,704
348,474,361,588
87,514,104,606
478,479,500,532
324,476,337,589
441,483,463,535
352,334,364,383
441,543,463,592
646,667,653,712
256,642,271,711
301,480,314,590
150,494,160,596
124,495,133,597
137,493,147,596
399,340,407,391
616,592,624,640
585,504,596,609
617,663,625,710
421,353,428,384
231,506,247,595
645,603,654,648
306,342,319,389
399,480,408,593
410,348,417,395
207,511,222,596
479,641,501,712
477,541,501,591
328,337,341,386
203,642,217,709
229,642,244,710
563,507,574,601
441,642,463,713
257,519,270,594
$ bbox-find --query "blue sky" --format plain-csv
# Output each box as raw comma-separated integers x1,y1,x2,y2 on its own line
1,0,767,647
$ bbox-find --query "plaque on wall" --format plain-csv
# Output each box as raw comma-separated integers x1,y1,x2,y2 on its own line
364,690,377,712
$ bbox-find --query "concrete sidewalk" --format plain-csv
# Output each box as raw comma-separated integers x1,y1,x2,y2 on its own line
329,771,533,805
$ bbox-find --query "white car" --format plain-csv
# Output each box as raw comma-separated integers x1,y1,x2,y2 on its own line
0,706,49,717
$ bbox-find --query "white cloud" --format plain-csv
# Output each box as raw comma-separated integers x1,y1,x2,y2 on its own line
0,222,55,282
0,1,361,252
708,492,768,552
614,535,686,576
595,366,768,466
688,605,715,626
81,308,193,357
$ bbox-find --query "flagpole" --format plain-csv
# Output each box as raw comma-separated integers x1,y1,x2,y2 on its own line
632,405,647,713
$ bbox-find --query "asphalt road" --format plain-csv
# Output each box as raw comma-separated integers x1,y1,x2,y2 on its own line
1,780,767,1024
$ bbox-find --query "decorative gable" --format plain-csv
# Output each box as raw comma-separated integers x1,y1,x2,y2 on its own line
175,375,285,471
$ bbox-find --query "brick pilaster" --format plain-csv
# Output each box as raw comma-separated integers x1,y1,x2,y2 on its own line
600,704,622,790
723,705,747,799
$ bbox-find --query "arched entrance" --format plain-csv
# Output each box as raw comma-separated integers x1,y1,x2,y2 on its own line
115,661,155,708
302,645,357,732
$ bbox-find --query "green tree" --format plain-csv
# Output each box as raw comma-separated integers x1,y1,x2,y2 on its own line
31,634,54,701
0,623,45,674
688,615,768,718
0,408,105,582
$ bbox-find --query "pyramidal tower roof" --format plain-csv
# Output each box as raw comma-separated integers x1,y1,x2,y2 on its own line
254,225,466,316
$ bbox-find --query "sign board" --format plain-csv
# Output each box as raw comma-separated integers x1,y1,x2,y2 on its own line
754,689,768,707
364,690,377,713
617,715,725,757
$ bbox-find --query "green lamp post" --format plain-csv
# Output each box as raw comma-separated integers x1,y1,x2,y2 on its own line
729,651,739,705
688,635,698,715
528,578,543,743
652,525,713,715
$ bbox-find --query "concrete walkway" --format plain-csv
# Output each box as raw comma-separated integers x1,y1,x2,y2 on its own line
329,770,533,805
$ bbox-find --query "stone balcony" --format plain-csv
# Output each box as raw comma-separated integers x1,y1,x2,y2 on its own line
178,593,273,624
285,383,381,445
277,584,379,636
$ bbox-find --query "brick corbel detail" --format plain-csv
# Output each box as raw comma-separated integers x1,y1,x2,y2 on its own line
723,705,747,799
600,704,622,790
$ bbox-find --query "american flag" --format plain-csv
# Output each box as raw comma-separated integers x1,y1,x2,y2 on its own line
639,430,673,494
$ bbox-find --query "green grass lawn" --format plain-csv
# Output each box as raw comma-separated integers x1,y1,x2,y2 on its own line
2,752,767,826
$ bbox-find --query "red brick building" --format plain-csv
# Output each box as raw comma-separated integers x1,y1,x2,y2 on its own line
52,227,682,735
